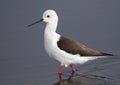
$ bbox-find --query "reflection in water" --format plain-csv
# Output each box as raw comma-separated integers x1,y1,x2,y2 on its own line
58,72,75,81
54,72,120,85
55,72,81,85
54,78,81,85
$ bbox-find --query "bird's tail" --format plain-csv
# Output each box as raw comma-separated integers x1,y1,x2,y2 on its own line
101,52,114,56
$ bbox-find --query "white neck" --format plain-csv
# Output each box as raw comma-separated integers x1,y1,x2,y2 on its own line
44,18,59,36
44,18,60,56
44,19,60,44
45,21,58,33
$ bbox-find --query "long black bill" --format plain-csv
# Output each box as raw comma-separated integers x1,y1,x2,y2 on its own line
27,19,43,27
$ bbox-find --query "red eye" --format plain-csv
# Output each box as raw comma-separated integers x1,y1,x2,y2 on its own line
47,15,50,18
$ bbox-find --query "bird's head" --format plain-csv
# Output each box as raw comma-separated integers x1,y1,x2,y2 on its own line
42,10,58,24
28,9,58,27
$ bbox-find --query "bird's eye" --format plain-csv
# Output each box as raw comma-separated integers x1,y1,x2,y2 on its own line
47,15,50,18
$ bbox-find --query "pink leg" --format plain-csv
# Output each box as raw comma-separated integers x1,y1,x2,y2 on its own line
58,65,63,74
70,65,76,72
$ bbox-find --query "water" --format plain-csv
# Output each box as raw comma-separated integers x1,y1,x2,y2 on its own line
0,54,120,85
0,0,120,85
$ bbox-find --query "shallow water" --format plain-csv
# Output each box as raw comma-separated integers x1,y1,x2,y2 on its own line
0,55,120,85
0,0,120,85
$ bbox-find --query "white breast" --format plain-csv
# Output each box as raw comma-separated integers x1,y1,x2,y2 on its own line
44,30,98,66
44,22,100,66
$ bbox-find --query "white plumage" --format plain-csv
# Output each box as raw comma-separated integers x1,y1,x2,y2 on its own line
28,9,113,74
43,10,99,66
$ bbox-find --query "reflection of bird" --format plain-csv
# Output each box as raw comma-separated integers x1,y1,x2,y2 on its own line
54,72,81,85
28,9,113,74
54,78,81,85
54,73,116,85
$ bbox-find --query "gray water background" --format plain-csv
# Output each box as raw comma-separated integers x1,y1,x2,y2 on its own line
0,0,120,85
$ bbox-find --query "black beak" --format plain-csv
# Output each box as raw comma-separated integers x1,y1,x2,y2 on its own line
27,19,43,27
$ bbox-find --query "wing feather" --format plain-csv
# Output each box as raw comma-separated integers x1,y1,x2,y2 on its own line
57,36,113,56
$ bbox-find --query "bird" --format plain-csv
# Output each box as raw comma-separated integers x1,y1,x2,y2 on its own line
28,9,113,74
